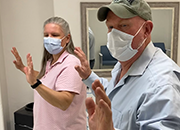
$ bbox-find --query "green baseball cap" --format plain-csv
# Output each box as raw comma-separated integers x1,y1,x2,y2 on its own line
97,0,152,21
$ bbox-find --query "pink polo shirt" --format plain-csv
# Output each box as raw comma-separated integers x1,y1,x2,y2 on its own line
33,51,86,130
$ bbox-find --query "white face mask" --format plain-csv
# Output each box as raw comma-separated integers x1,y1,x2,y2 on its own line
44,36,66,55
107,22,146,62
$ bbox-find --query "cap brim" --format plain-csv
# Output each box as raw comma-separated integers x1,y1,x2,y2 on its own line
97,4,137,21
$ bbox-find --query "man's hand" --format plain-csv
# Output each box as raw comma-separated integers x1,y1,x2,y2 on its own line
86,80,114,130
74,47,91,79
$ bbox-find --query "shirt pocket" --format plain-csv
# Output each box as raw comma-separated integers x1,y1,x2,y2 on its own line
112,108,122,129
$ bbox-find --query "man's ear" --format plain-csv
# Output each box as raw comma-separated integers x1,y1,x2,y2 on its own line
144,20,153,37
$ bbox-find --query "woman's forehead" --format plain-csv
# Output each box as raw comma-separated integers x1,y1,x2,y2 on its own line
44,23,63,33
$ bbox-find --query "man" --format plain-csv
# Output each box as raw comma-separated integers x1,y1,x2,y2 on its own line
75,0,180,130
89,27,95,69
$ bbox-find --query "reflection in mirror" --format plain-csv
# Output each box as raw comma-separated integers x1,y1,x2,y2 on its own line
81,2,179,77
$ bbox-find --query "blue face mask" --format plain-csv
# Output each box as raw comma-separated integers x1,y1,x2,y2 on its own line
43,36,66,54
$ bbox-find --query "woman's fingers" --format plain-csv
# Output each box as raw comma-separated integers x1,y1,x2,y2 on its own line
24,66,28,75
26,53,33,70
11,47,21,61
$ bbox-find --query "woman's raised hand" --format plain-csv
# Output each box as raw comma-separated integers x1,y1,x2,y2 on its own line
11,47,26,74
24,53,37,85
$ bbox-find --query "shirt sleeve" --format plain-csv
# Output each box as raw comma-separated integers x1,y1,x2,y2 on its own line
83,71,110,93
136,84,180,129
55,57,84,94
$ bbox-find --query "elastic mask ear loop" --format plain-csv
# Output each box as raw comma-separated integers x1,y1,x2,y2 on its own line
137,37,147,50
134,22,146,37
61,36,68,48
134,22,147,50
61,36,66,41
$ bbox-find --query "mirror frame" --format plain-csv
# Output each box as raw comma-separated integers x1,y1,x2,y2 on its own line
80,2,179,77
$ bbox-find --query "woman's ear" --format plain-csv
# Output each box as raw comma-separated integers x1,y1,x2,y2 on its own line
65,34,71,44
144,20,153,37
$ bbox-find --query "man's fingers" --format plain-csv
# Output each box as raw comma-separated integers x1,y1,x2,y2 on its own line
74,65,82,73
96,87,111,108
99,99,112,120
86,97,96,117
74,47,92,79
92,80,105,92
92,80,111,107
92,80,106,104
74,47,82,58
92,80,106,105
74,47,83,55
74,65,85,78
74,47,87,62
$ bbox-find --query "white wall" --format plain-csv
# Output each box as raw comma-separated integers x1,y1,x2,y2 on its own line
53,0,113,48
147,0,180,65
0,83,5,130
0,7,9,130
0,0,54,130
0,0,180,130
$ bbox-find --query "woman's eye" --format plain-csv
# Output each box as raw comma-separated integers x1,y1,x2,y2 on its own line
52,34,60,37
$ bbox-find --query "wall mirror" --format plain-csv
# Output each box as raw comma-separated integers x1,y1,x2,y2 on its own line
80,2,179,77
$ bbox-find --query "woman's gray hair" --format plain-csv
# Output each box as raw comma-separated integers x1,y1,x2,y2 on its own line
37,17,75,79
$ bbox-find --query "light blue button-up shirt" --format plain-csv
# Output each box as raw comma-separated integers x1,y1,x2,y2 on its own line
84,42,180,130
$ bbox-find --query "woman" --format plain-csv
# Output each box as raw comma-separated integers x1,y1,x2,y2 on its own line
11,17,86,130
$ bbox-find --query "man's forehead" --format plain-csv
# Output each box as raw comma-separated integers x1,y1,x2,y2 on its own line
106,16,130,25
106,10,132,20
106,14,143,25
